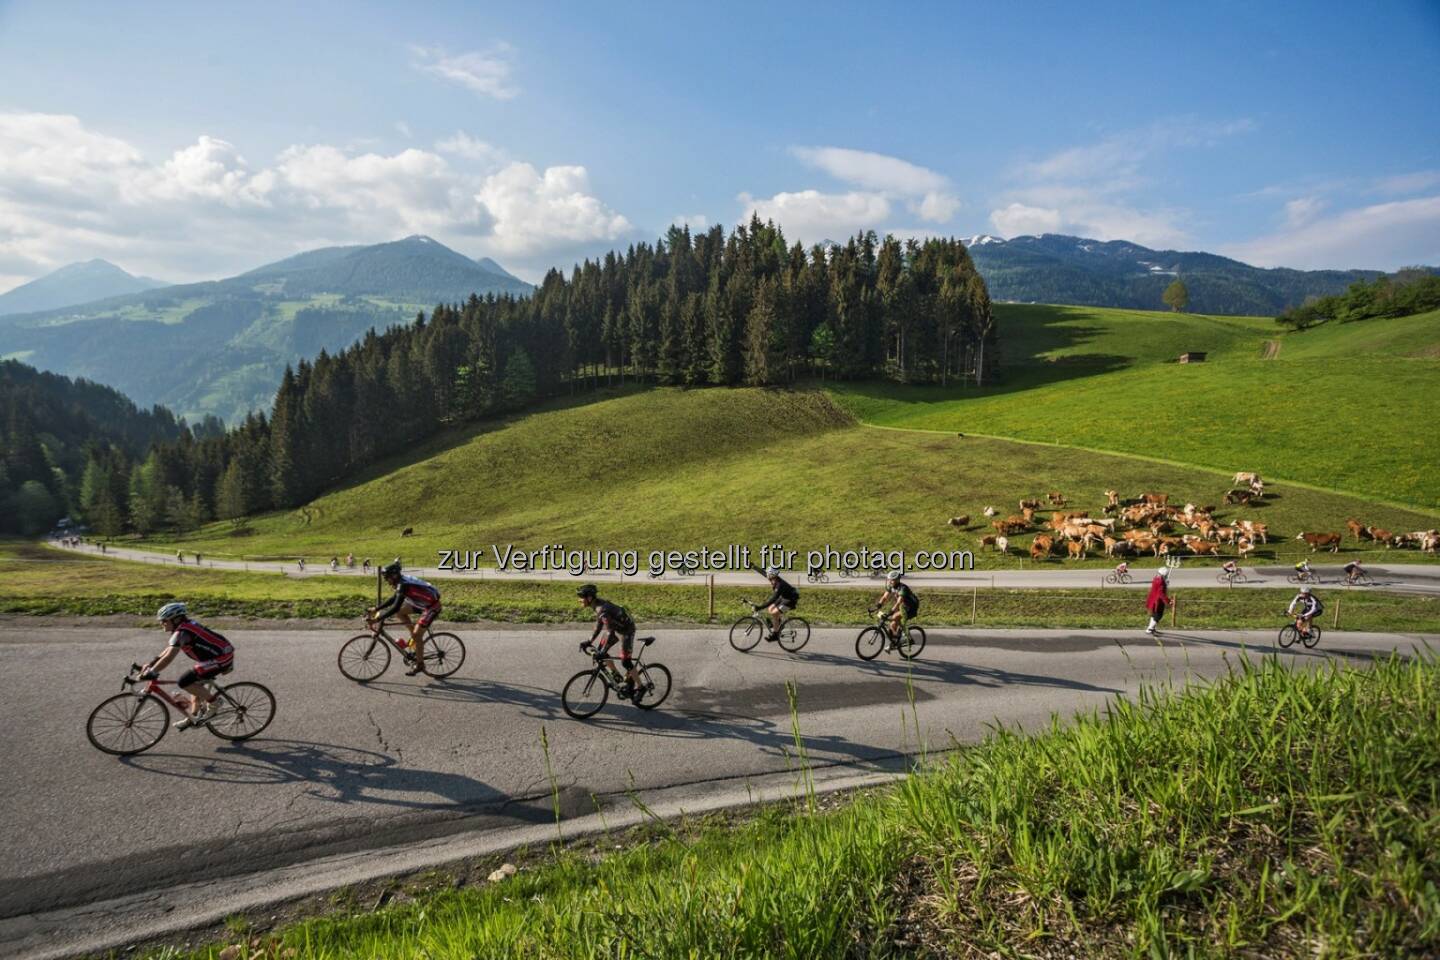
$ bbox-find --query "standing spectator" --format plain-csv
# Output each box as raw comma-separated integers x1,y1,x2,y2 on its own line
1145,566,1172,635
176,550,185,564
346,552,355,568
195,552,202,566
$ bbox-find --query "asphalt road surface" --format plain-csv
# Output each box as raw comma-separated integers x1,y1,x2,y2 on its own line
2,618,1434,949
45,540,1440,595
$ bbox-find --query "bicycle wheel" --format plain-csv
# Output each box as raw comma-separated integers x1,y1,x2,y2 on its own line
87,693,169,756
855,627,885,661
207,682,276,741
729,616,763,652
633,663,672,710
777,617,811,652
422,632,466,679
338,634,391,682
1286,574,1303,584
562,669,609,719
897,625,927,660
1277,625,1299,648
1105,573,1120,585
1302,624,1322,648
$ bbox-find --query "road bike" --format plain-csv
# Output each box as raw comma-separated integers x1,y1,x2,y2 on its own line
86,663,276,756
806,568,830,584
1277,619,1322,649
1104,570,1133,584
562,636,672,719
1286,570,1323,585
854,610,926,661
337,620,466,681
1342,570,1375,587
729,601,811,652
1216,568,1250,585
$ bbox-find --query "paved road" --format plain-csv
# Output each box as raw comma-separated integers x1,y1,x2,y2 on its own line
45,540,1440,595
0,619,1432,943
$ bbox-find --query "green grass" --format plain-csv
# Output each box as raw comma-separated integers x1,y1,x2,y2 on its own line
157,653,1440,958
830,305,1440,511
8,543,1437,632
139,386,1439,569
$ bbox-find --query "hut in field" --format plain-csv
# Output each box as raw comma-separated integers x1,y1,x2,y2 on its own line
1178,351,1207,364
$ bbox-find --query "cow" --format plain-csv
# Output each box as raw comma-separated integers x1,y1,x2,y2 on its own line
1249,479,1265,497
1214,525,1239,545
1188,540,1219,556
1142,492,1169,506
1106,537,1135,557
1296,532,1342,553
1422,532,1440,555
983,506,998,518
979,534,997,550
1066,539,1087,560
1346,518,1370,541
1366,527,1393,547
1047,492,1067,506
948,515,971,528
401,527,414,537
996,535,1009,555
1105,489,1121,507
1223,489,1253,505
1232,471,1260,486
1020,498,1042,510
1022,506,1037,523
1236,537,1255,559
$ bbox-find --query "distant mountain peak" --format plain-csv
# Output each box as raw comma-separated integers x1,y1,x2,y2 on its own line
0,259,167,318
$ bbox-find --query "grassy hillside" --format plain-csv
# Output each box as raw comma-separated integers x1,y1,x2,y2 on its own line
832,305,1440,510
146,386,1437,567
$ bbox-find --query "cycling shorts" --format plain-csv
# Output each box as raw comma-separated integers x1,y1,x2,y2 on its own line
598,630,636,663
178,655,233,687
405,598,442,629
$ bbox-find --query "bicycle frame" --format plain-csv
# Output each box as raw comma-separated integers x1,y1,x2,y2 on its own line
123,663,228,709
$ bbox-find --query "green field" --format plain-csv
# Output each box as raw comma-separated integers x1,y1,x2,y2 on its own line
830,305,1440,510
161,654,1440,958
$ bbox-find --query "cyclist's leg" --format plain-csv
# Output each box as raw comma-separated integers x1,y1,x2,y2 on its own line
767,604,783,635
620,632,637,685
887,608,903,639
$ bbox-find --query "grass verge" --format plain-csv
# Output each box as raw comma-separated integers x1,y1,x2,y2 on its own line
152,652,1439,958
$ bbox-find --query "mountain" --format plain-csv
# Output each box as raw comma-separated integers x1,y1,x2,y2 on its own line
0,237,534,425
962,234,1398,316
476,256,526,285
0,259,166,317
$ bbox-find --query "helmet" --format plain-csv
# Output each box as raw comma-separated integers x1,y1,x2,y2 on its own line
576,583,598,599
156,601,187,622
381,560,402,579
887,569,903,582
1300,585,1311,594
764,566,779,577
1157,567,1170,579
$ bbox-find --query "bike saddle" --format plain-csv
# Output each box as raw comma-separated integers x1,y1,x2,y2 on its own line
639,636,656,646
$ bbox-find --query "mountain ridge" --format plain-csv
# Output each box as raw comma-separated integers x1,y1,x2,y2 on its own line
0,259,167,317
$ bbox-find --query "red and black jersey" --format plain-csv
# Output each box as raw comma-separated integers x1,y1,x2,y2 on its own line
376,575,441,619
168,620,234,661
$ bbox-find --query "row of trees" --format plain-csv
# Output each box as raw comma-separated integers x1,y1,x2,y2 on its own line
31,220,997,536
1276,269,1440,330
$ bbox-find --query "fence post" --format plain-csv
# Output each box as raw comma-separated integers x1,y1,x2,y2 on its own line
1333,597,1340,631
708,575,715,621
1171,598,1179,629
972,585,978,624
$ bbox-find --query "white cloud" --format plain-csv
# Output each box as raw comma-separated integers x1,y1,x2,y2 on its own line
434,131,504,166
409,43,518,100
989,203,1063,237
1282,196,1325,229
738,189,892,244
1371,170,1440,196
671,213,709,230
1223,195,1440,271
395,121,413,139
0,111,629,284
785,146,960,226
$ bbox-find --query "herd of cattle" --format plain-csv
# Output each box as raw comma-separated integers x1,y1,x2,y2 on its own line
947,472,1440,562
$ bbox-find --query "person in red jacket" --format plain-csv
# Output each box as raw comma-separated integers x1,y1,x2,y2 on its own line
1145,566,1172,635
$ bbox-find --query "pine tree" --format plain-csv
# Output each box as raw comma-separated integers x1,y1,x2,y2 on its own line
216,460,250,528
500,349,537,410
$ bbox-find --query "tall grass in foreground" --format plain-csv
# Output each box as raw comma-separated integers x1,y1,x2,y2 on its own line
162,654,1439,959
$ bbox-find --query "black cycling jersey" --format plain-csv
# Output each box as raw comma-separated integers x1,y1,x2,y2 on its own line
590,599,635,641
890,582,919,614
168,620,233,661
759,576,799,609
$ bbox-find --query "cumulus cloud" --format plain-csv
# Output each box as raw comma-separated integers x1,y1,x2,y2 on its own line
1223,195,1440,271
0,111,629,285
671,213,709,230
409,43,518,100
1282,196,1325,229
988,118,1256,246
738,190,892,244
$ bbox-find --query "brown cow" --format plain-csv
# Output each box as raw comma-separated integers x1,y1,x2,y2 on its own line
979,534,997,550
1366,527,1393,547
1020,498,1042,510
1188,540,1218,556
1223,489,1253,505
1066,539,1087,560
1105,489,1121,507
1142,492,1169,506
1296,532,1342,553
1022,507,1037,523
1030,535,1054,560
1232,471,1260,486
1236,537,1255,558
1345,518,1370,541
948,515,971,527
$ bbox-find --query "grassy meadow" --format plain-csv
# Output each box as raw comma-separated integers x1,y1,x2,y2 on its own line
159,653,1440,959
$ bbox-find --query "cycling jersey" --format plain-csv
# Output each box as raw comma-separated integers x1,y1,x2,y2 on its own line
888,583,919,617
759,577,800,610
168,620,234,681
589,599,636,663
1288,594,1322,619
377,575,442,627
1344,562,1360,573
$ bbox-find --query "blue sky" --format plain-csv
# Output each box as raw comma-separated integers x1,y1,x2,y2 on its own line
1,0,1437,287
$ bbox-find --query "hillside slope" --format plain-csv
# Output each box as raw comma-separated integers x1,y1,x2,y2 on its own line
153,386,1438,564
0,259,166,317
0,237,531,424
832,305,1440,510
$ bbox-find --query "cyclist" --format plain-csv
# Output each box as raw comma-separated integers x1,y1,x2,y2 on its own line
368,560,441,676
1145,566,1172,636
754,565,800,642
1343,559,1365,585
1221,558,1240,581
1287,585,1323,640
138,601,234,730
576,584,639,696
1113,560,1130,581
872,570,919,642
1293,558,1313,582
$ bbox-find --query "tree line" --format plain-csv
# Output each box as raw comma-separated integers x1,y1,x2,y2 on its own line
1276,268,1440,330
57,219,997,535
